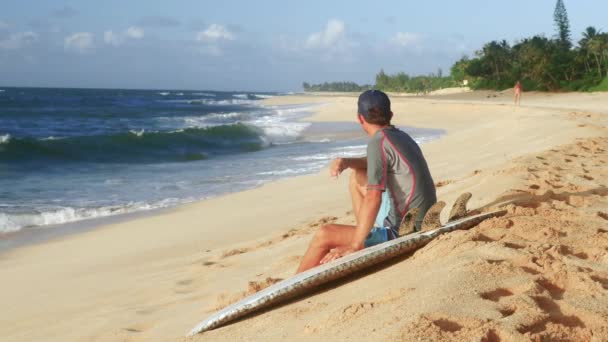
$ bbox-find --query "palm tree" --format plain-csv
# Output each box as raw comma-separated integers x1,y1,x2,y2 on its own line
579,26,600,47
588,34,608,78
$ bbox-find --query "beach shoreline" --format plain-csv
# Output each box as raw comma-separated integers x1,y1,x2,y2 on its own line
0,102,443,254
1,91,607,341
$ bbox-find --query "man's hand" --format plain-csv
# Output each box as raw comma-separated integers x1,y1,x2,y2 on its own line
329,158,347,178
319,244,363,265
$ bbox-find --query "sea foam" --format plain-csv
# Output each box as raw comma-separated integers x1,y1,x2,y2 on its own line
0,199,185,234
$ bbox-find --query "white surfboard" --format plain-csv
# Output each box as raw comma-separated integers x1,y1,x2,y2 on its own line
189,210,507,335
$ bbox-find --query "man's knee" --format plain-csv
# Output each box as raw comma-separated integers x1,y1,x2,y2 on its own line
349,168,367,188
312,224,334,247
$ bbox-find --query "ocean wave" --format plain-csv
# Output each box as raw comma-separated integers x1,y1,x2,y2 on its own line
0,198,184,233
233,94,249,99
291,147,366,161
0,134,10,144
129,128,145,137
251,120,311,143
307,138,331,143
256,166,320,176
192,92,216,97
174,98,256,106
253,94,274,99
40,136,63,141
0,124,266,164
158,92,170,96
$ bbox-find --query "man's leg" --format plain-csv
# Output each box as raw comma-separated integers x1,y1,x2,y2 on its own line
296,223,357,273
296,169,368,274
349,168,368,225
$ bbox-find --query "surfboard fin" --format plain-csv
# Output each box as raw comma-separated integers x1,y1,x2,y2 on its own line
421,201,446,232
448,192,472,222
398,207,420,237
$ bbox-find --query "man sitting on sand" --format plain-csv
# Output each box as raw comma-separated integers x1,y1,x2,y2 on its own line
296,90,437,273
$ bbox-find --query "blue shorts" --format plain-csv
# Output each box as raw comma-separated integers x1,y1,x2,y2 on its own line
364,191,398,248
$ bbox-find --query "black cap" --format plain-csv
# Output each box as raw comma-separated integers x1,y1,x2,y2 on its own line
357,90,391,119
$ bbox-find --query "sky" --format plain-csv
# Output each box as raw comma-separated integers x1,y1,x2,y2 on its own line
0,0,605,91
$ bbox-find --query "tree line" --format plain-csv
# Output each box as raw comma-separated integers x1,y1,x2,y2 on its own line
458,0,607,91
303,71,458,94
302,81,372,92
302,0,608,93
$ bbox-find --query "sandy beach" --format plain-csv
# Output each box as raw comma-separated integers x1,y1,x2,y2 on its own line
1,91,607,341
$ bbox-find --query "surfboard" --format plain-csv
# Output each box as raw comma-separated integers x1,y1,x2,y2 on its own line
188,209,507,335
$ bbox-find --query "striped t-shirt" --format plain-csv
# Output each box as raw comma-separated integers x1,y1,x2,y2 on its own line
366,126,437,230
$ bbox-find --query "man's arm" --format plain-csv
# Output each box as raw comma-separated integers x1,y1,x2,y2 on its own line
330,157,367,177
349,189,382,249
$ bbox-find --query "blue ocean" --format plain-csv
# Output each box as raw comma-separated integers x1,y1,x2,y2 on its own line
0,87,442,235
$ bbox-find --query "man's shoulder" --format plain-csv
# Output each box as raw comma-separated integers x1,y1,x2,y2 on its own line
367,129,384,146
383,127,416,145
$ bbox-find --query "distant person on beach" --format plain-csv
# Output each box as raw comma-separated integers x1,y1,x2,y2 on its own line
296,90,437,273
514,81,522,106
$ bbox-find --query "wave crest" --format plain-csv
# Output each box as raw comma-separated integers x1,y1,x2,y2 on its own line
0,124,266,164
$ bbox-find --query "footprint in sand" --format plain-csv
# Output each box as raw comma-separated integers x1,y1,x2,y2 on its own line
520,266,541,275
201,260,226,268
432,318,462,332
480,288,514,302
121,321,154,335
498,306,516,318
435,179,453,188
536,278,565,299
503,241,525,250
221,247,252,259
210,277,284,312
556,245,589,260
590,275,608,290
471,233,498,243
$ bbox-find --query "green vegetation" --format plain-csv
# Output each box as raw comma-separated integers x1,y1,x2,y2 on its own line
303,70,460,94
302,81,371,92
589,76,608,92
374,69,459,93
302,1,608,93
461,0,607,91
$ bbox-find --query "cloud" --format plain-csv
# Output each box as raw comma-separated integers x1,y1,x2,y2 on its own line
392,32,422,48
52,6,79,18
64,32,94,53
305,19,346,49
103,31,122,46
138,16,180,28
196,24,235,42
103,27,144,46
126,26,144,39
0,31,38,50
0,21,9,30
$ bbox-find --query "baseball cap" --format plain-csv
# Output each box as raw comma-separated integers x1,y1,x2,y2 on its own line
357,90,391,120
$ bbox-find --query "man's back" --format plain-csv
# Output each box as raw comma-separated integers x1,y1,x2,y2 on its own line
367,125,436,229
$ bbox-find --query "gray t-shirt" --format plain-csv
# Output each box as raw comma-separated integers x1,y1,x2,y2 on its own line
367,126,437,229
